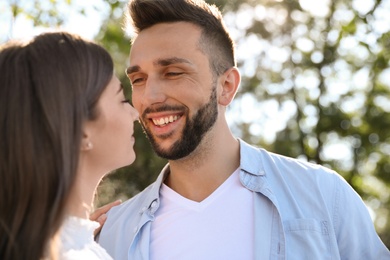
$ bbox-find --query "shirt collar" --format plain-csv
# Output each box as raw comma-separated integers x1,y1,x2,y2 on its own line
145,139,266,212
238,138,266,176
143,163,170,214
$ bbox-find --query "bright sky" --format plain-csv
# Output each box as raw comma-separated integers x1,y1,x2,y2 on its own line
0,0,109,43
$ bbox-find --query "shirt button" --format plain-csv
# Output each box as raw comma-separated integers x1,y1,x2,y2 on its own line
139,206,147,214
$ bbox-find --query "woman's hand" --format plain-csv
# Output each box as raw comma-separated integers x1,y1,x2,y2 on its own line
90,199,122,237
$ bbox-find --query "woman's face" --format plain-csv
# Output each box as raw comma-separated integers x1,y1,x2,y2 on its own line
86,75,139,173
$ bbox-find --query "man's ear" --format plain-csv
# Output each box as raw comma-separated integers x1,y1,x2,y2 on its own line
218,67,240,106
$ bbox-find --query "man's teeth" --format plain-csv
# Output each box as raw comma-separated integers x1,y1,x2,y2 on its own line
152,115,179,126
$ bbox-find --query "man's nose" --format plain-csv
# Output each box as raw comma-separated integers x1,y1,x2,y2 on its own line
141,77,167,106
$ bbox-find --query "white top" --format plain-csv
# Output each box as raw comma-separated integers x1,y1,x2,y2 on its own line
150,168,262,260
59,216,113,260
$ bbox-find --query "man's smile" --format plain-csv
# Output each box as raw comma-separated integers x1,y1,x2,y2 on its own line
152,115,181,126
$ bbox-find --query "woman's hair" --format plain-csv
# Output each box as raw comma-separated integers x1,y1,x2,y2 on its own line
126,0,236,76
0,32,114,260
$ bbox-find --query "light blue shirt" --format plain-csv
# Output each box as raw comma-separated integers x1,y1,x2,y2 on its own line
98,139,390,259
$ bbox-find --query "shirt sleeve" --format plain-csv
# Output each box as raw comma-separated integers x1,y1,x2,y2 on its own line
332,174,390,259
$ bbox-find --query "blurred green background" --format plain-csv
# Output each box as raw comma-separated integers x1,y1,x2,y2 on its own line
2,0,390,249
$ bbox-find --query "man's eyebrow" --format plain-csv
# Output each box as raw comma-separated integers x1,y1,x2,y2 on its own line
155,57,192,67
126,65,140,75
126,57,192,75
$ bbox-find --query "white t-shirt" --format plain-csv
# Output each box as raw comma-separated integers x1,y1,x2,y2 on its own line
59,216,113,260
150,168,271,260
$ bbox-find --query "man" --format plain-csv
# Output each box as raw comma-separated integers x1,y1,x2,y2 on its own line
98,0,390,259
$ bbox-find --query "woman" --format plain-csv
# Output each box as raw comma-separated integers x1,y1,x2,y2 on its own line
0,32,139,259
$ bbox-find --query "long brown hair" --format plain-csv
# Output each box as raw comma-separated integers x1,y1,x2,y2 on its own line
0,32,113,260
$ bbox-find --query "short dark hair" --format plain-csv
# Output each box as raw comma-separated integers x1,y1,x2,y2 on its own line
0,32,113,259
127,0,236,76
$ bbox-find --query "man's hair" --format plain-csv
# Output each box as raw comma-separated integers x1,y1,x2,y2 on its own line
126,0,236,76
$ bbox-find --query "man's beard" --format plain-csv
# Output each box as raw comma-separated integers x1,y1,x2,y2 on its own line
140,86,218,160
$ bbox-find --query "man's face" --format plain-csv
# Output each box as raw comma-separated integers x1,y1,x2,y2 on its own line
127,22,219,160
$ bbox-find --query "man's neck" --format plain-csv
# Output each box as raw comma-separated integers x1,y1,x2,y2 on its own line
165,132,240,202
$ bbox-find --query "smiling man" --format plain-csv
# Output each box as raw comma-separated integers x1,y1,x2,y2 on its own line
97,0,390,259
127,22,223,162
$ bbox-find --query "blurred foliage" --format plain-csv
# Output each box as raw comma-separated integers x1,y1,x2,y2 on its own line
1,0,77,42
3,0,390,249
219,0,390,247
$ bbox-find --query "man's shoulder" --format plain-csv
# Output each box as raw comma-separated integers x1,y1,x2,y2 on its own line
239,139,335,175
103,164,168,228
111,185,155,215
97,182,159,258
239,138,343,190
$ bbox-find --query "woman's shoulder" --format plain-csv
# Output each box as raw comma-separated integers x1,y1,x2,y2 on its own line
59,216,113,260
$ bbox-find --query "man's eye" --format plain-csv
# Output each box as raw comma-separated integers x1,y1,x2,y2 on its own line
131,78,144,85
166,72,183,77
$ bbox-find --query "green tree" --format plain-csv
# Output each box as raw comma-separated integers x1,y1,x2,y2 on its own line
220,0,390,247
1,0,75,43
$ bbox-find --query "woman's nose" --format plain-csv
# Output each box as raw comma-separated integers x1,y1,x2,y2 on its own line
130,105,139,121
